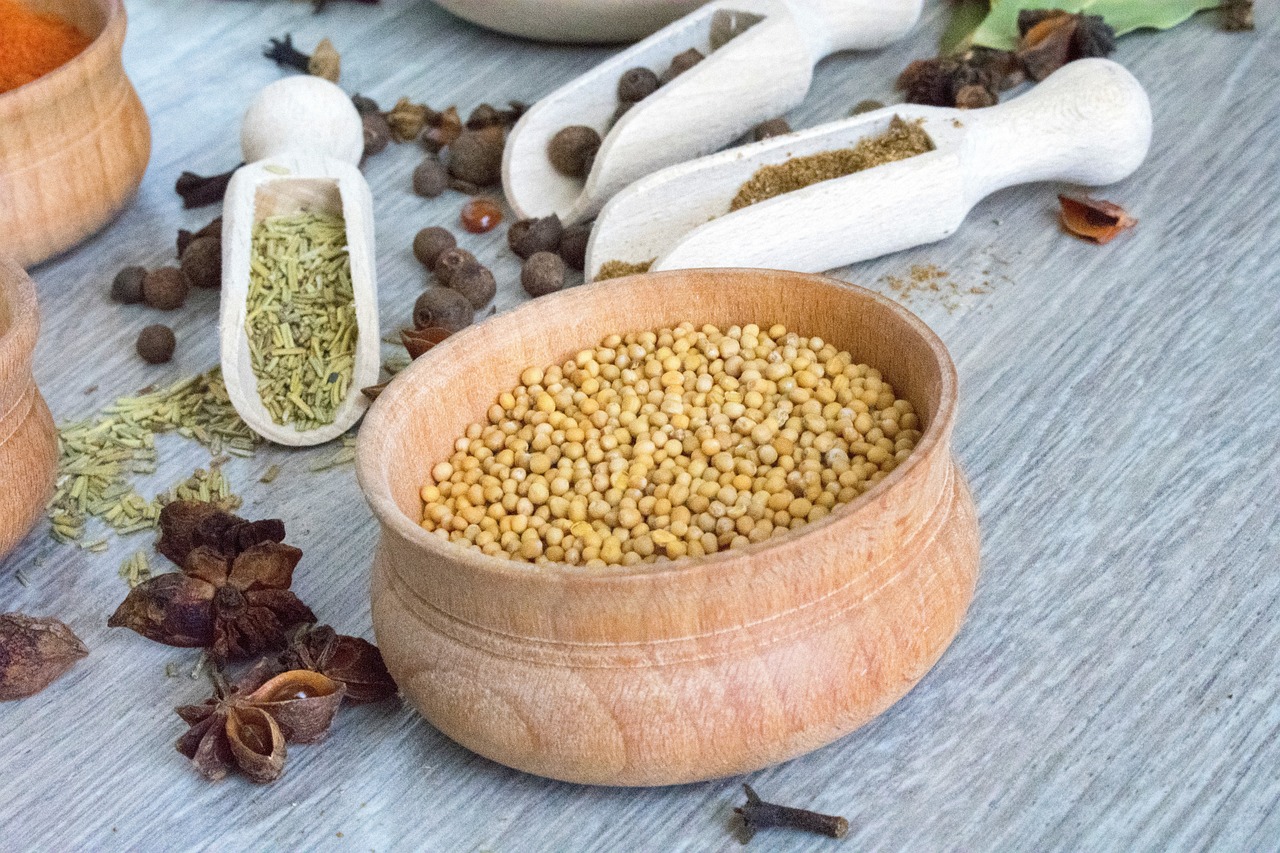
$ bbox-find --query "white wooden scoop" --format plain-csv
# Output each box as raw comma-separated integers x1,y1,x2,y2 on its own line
502,0,922,225
220,76,380,447
586,58,1152,278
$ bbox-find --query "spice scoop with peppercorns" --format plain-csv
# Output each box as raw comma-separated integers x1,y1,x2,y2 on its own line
587,59,1152,279
503,0,921,225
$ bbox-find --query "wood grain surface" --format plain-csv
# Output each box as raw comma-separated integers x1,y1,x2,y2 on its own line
1,1,1277,850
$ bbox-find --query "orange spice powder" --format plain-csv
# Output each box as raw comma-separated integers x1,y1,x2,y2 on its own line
0,0,93,94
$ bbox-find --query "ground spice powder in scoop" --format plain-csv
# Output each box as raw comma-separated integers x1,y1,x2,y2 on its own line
0,0,92,94
729,116,933,211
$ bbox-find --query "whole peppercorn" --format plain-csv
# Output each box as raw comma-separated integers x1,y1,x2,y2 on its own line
661,48,704,84
414,286,475,332
363,112,391,157
412,227,457,269
433,246,477,286
752,117,791,141
449,261,497,308
110,266,147,304
558,223,591,271
180,236,222,289
447,126,505,187
142,267,190,310
413,158,449,197
547,126,602,179
136,324,176,364
508,214,563,259
617,67,659,103
521,251,566,298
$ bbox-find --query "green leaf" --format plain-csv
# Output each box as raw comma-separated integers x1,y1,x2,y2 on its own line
940,0,993,55
971,0,1221,51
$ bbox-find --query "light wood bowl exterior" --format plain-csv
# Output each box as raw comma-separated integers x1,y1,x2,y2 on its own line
358,269,979,786
0,0,150,269
432,0,707,43
0,256,58,562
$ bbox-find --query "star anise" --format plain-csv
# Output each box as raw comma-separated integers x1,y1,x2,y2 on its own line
280,624,398,703
897,57,1000,108
0,613,89,701
156,500,285,565
1016,10,1115,82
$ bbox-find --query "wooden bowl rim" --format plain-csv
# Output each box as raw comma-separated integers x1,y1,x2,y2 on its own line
0,0,123,112
0,255,40,379
357,268,957,580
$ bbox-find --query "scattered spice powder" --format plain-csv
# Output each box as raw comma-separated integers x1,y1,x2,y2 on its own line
596,259,654,281
0,0,92,94
730,116,934,211
246,211,357,431
881,263,992,313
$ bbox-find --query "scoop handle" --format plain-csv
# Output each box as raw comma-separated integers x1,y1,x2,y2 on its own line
791,0,922,56
962,58,1152,201
240,76,364,165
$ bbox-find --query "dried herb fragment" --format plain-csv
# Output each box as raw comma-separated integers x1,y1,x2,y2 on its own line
175,166,241,209
385,97,434,143
281,624,397,703
1058,194,1136,244
0,613,88,701
263,33,311,73
733,784,848,843
307,37,340,82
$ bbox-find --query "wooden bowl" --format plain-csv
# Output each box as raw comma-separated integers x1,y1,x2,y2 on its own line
432,0,707,43
0,0,150,269
0,256,58,561
357,269,980,786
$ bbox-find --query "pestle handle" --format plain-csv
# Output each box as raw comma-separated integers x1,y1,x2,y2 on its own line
240,76,363,165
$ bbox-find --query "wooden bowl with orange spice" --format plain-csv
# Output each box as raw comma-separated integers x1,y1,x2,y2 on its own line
0,255,58,562
0,0,150,268
357,268,980,786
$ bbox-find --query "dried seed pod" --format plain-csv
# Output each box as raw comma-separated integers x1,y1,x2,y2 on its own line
414,287,475,332
248,669,345,743
351,94,380,115
137,324,177,364
433,246,477,286
143,267,190,310
362,112,391,157
307,37,340,83
617,67,659,103
422,106,462,152
1058,194,1137,244
181,235,221,289
447,126,505,187
412,227,457,269
954,85,997,110
558,223,591,271
547,125,602,179
111,266,147,304
281,624,398,704
752,118,791,141
661,47,704,83
508,214,563,259
522,251,566,298
385,97,432,143
412,158,449,198
401,326,451,359
449,261,497,308
0,613,89,701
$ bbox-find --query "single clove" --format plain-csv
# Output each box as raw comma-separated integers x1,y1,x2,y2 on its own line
175,166,241,209
263,34,311,72
733,784,849,843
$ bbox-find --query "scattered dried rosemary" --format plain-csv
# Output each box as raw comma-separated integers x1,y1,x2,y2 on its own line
246,211,357,431
730,116,934,211
0,613,89,701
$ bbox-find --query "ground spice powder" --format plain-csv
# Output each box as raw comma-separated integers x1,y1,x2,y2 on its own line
0,0,92,94
596,259,654,281
730,116,934,211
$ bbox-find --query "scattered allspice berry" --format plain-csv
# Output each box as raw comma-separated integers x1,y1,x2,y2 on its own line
363,112,391,157
412,226,457,268
521,251,566,297
136,324,177,364
307,37,340,83
414,287,475,332
559,222,591,271
433,246,477,285
661,47,704,83
618,67,660,103
460,197,503,234
447,126,505,187
548,125,602,179
752,117,791,141
181,235,222,289
177,215,222,258
449,261,497,308
508,214,563,259
143,267,190,310
111,266,147,304
0,613,89,702
412,158,449,198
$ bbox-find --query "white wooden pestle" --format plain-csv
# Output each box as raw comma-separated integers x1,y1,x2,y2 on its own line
585,59,1153,278
220,76,381,447
502,0,922,225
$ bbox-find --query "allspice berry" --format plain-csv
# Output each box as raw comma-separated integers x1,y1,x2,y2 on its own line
142,267,190,310
661,48,704,83
447,126,505,187
180,236,221,289
547,126,602,179
449,261,497,308
507,214,563,259
955,84,997,110
111,266,147,304
136,324,176,364
413,227,457,269
413,158,449,198
752,117,791,141
558,223,591,271
617,67,659,103
414,287,475,332
433,247,477,286
521,251,566,297
363,112,391,157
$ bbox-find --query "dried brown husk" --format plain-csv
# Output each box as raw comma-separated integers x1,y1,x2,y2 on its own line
248,669,345,742
423,106,463,151
401,326,452,360
385,98,434,143
0,614,89,701
107,572,217,647
1058,194,1137,244
282,624,398,703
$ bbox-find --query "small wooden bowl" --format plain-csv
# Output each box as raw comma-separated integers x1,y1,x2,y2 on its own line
358,269,980,786
432,0,706,43
0,256,59,562
0,0,150,269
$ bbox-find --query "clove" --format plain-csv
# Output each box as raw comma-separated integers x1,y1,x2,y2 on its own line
263,34,311,72
175,167,241,209
733,784,849,843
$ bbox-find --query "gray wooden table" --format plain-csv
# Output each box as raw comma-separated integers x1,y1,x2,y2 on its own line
3,1,1278,850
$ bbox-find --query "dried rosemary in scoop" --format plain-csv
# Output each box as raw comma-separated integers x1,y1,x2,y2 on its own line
246,211,357,431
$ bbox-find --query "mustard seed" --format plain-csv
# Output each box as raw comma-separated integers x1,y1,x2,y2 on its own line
548,126,601,179
413,226,457,269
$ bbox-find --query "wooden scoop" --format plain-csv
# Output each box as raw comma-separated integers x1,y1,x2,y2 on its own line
502,0,922,225
585,59,1153,277
220,76,380,447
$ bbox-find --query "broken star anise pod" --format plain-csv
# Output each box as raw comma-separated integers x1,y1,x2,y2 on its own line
155,500,285,566
1016,10,1115,82
1058,194,1137,244
281,624,398,703
0,613,89,701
